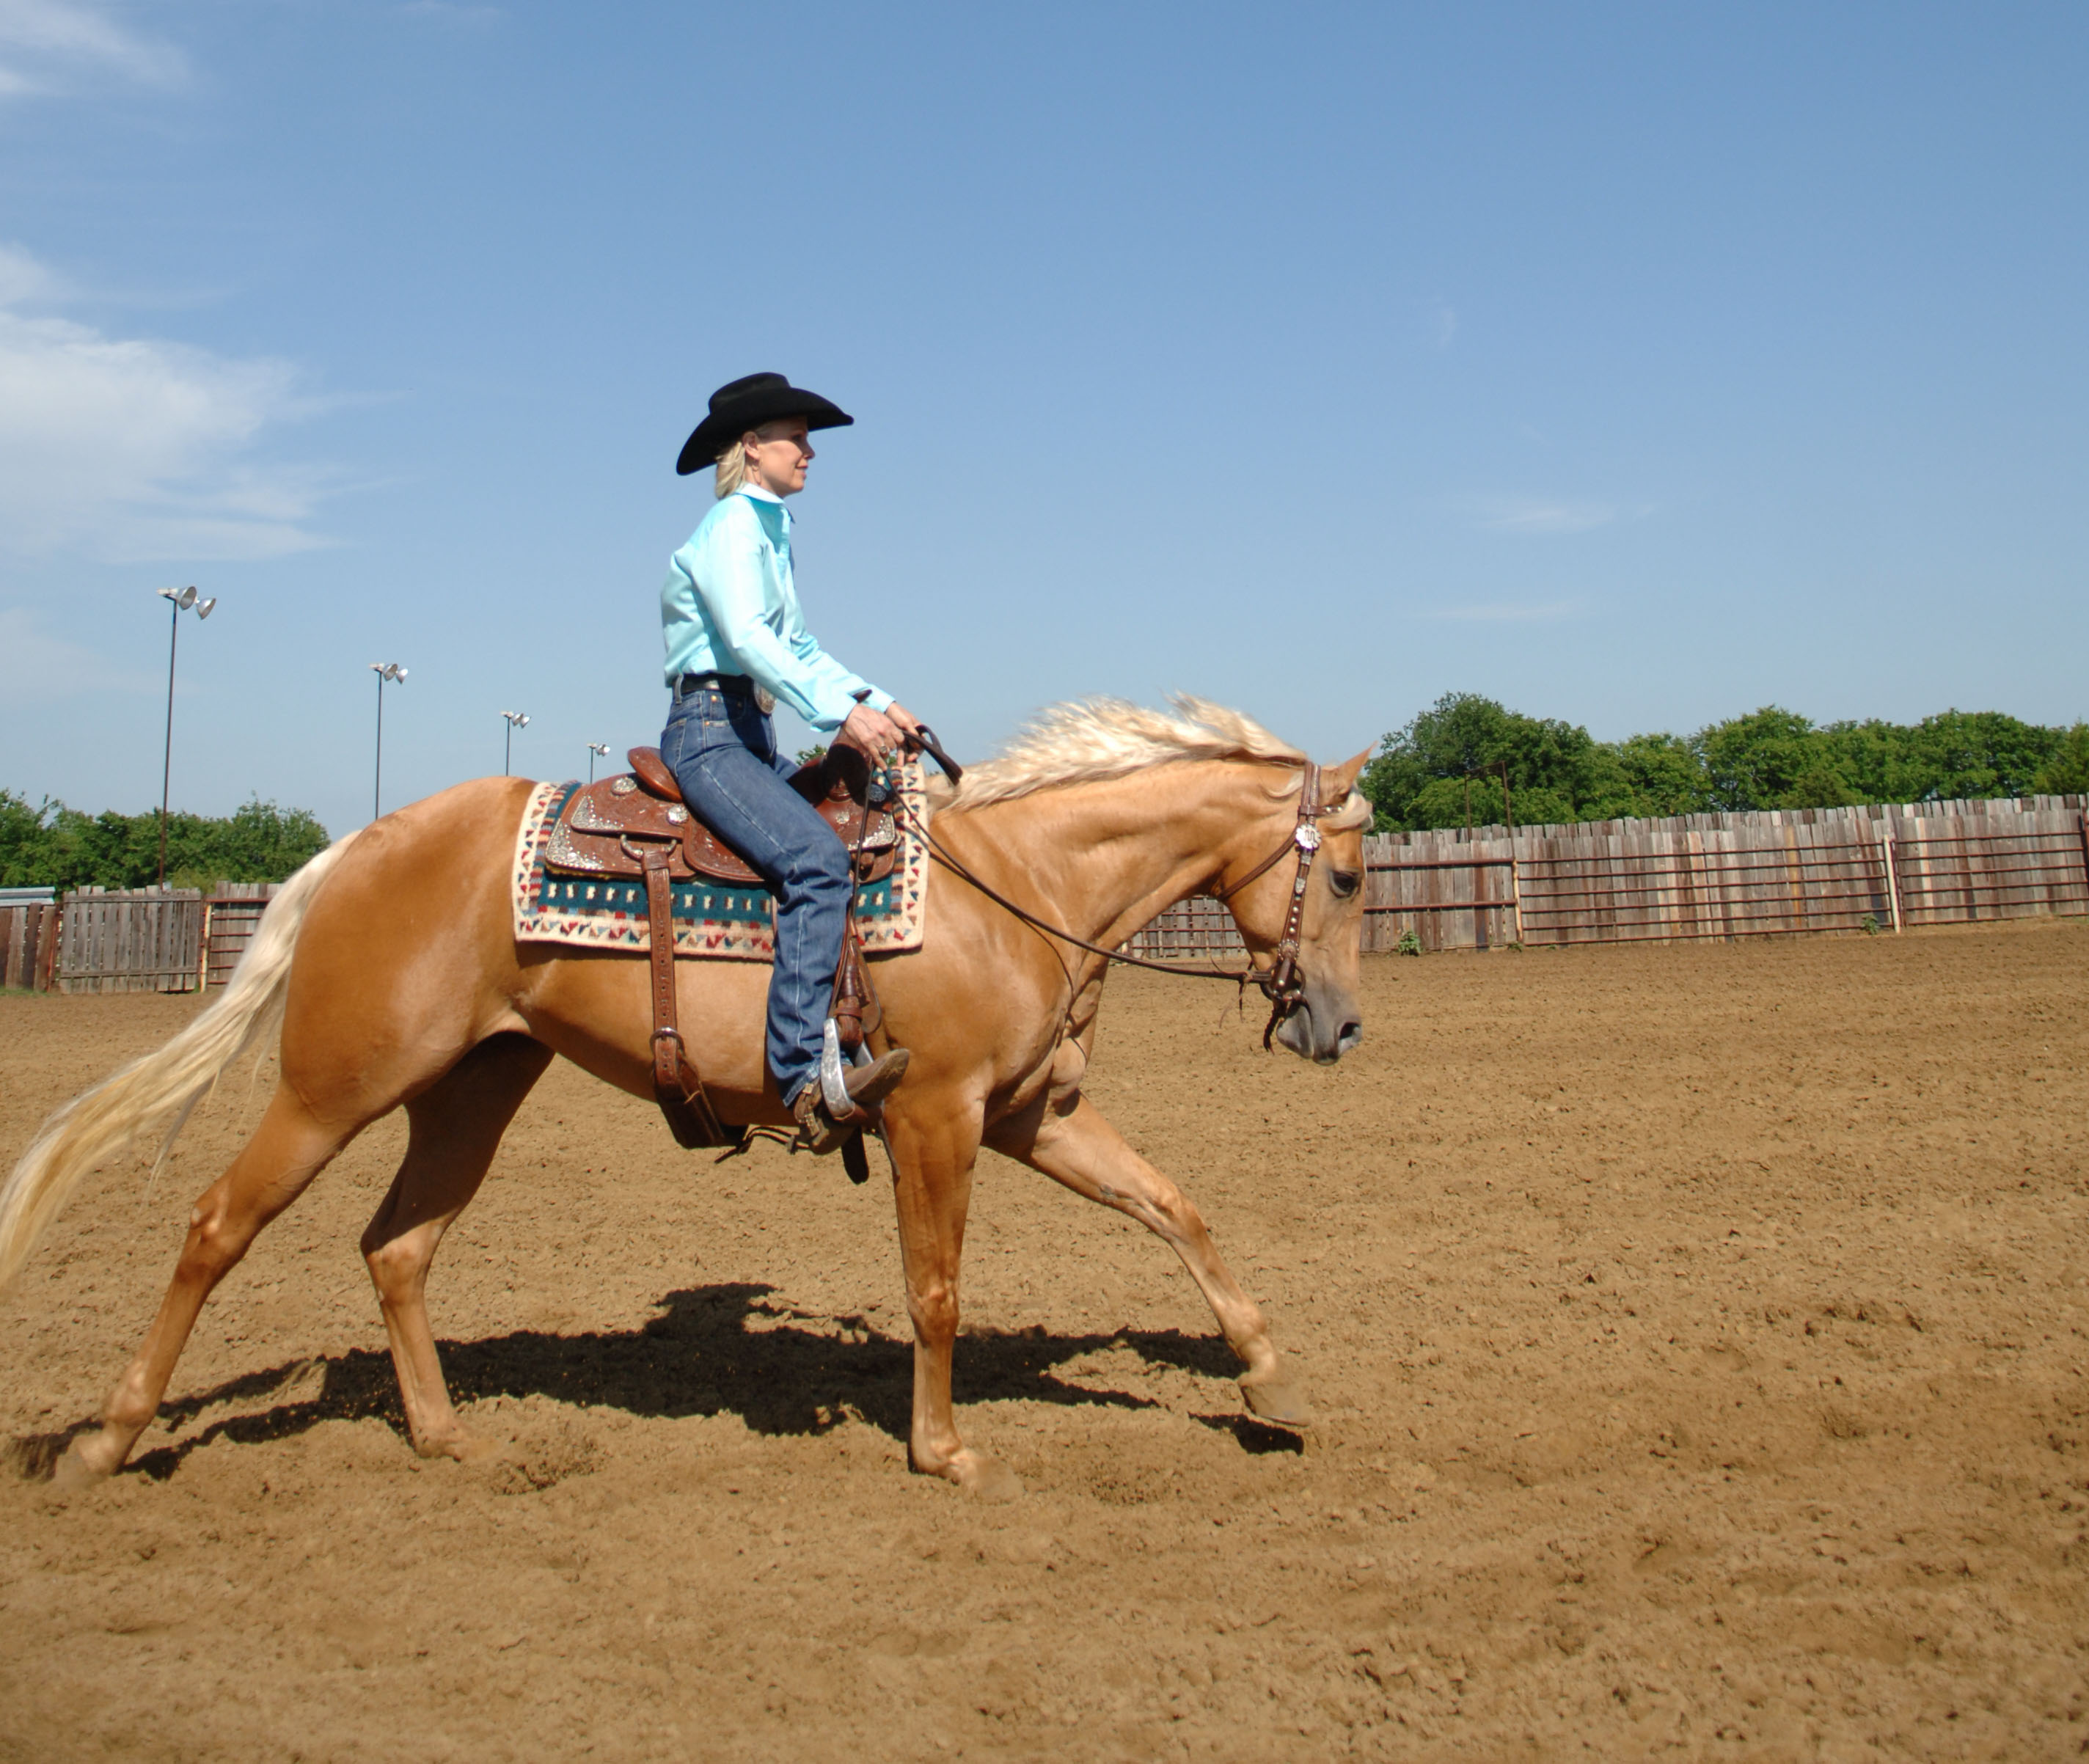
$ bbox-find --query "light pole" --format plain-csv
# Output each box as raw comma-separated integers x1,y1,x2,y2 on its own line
586,742,609,783
501,710,530,776
155,585,218,888
370,663,406,819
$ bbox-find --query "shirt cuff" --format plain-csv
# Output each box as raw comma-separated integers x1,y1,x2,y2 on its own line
805,682,891,731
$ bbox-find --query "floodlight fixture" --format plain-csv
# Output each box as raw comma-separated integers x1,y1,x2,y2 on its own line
153,586,219,887
370,662,408,819
586,741,610,784
501,709,530,776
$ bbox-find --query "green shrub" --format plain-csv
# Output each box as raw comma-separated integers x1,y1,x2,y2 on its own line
1358,695,2082,832
2034,723,2089,795
0,791,329,890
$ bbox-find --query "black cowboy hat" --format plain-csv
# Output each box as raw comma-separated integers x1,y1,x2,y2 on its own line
676,372,855,476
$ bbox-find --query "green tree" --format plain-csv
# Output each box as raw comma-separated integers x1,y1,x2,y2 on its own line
0,790,57,888
1824,710,2060,804
0,793,329,890
2035,723,2089,795
1361,692,1634,832
1695,706,1856,810
1402,774,1580,832
1360,695,2082,830
1613,732,1711,817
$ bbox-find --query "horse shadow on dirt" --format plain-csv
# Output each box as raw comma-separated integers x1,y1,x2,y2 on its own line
9,1283,1301,1483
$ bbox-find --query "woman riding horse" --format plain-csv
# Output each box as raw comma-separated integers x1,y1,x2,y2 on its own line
663,372,915,1151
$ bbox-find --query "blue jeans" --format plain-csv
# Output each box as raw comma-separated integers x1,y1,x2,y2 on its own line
661,686,852,1108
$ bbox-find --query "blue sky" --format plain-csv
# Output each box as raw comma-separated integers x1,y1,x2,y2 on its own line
1,2,2083,836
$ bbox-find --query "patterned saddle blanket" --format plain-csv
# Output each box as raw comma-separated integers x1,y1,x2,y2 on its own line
511,758,930,964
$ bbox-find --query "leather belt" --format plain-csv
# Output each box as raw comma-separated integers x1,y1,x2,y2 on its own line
676,672,776,715
676,671,756,698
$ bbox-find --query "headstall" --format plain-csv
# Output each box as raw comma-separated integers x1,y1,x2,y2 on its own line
1212,760,1330,1048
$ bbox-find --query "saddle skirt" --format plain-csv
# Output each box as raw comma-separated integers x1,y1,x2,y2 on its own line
544,745,898,888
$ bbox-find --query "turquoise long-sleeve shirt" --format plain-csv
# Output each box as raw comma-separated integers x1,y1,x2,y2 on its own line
659,486,892,733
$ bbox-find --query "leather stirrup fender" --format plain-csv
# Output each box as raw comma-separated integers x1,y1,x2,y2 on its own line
637,841,738,1150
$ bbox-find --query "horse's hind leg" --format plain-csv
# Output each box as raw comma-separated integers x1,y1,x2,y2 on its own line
993,1094,1314,1427
359,1033,552,1460
55,1087,351,1487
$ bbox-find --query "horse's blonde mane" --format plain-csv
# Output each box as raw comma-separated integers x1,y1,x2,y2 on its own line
950,696,1367,824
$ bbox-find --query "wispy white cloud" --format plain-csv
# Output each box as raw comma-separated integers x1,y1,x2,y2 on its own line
1471,497,1639,535
0,243,334,561
0,240,64,304
0,605,156,700
0,0,186,98
1421,599,1586,623
1428,299,1458,351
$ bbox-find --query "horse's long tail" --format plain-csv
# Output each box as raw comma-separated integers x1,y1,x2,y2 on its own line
0,833,359,1292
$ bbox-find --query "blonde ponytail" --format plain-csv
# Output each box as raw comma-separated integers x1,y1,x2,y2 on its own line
714,440,749,499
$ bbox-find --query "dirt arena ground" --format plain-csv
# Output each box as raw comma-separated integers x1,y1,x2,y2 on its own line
1,920,2085,1762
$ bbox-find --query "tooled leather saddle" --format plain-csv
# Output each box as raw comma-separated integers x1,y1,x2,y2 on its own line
546,744,899,890
541,745,895,1157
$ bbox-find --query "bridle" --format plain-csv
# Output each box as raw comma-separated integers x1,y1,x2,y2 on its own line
1210,759,1329,1047
887,746,1336,1051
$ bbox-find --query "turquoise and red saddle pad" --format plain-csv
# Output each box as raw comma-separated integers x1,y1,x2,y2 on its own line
510,767,931,963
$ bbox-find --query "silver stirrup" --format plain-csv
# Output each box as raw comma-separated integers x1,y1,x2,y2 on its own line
827,1020,899,1176
819,1018,860,1121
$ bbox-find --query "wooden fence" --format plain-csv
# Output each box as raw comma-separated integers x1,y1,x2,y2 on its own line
34,882,287,995
18,794,2086,988
1,889,61,992
202,883,282,988
57,889,205,993
1122,794,2089,958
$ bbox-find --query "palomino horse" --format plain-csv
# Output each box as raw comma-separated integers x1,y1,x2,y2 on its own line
1,700,1371,1498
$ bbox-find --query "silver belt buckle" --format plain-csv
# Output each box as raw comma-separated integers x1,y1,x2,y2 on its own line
755,685,776,715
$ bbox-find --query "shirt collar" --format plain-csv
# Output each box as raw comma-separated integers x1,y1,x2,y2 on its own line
739,486,785,505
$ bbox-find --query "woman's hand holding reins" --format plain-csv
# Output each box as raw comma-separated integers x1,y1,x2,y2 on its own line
841,701,920,766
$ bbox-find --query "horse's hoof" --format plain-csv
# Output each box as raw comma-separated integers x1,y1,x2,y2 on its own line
922,1449,1023,1501
1240,1377,1315,1430
48,1438,114,1493
417,1431,505,1465
956,1454,1024,1502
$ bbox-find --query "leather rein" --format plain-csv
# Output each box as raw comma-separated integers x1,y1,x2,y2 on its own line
888,749,1333,1050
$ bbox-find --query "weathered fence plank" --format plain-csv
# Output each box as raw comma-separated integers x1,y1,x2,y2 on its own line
57,889,205,994
0,889,59,992
204,882,282,988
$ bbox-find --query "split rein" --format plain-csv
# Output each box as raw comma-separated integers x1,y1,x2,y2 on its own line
887,733,1331,1050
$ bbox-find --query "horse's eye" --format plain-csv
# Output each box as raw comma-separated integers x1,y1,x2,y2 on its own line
1328,868,1361,899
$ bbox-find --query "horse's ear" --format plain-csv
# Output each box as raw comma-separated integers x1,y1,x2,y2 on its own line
1320,746,1375,803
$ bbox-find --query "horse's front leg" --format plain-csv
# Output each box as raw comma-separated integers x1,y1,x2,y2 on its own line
879,1096,1022,1500
993,1094,1314,1428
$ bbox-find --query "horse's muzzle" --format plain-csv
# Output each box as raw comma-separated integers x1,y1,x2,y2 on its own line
1273,984,1364,1064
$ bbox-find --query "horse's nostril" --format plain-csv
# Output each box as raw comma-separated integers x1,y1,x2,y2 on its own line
1337,1020,1363,1047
